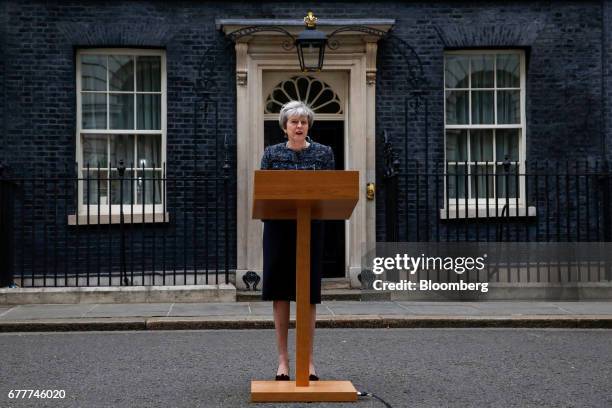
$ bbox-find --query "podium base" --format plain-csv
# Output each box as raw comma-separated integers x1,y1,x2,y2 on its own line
251,380,358,402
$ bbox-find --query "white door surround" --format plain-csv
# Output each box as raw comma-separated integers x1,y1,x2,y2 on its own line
218,19,394,288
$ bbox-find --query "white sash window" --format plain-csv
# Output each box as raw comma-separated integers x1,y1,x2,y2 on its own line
76,49,166,217
444,50,526,211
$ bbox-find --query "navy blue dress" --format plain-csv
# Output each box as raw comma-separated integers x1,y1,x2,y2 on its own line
260,141,335,304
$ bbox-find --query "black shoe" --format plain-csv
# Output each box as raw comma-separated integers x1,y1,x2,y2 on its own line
275,374,290,381
309,374,319,381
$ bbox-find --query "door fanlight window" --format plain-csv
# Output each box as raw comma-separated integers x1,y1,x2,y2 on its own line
264,75,343,114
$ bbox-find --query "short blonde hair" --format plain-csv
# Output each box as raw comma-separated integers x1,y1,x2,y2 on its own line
278,100,315,130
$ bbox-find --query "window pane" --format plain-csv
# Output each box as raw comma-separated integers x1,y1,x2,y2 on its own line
136,56,161,92
283,80,299,100
471,91,494,124
470,130,493,162
308,80,322,100
313,89,334,109
446,130,467,162
470,55,494,88
497,90,520,124
495,164,519,198
497,54,520,88
109,55,134,92
136,170,162,204
82,93,107,129
272,88,290,105
81,55,106,91
110,134,134,167
445,55,469,88
266,99,282,113
82,134,107,167
109,93,134,129
445,90,469,124
316,101,341,114
83,170,108,206
447,165,467,199
297,76,309,97
110,170,134,205
470,165,494,199
137,135,161,168
496,129,520,162
137,94,161,130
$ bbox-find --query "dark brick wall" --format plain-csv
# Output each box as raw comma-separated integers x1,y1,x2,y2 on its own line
604,0,612,163
0,0,7,167
2,1,612,279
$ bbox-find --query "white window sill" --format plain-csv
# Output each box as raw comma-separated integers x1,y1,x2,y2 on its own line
68,212,171,226
440,206,536,220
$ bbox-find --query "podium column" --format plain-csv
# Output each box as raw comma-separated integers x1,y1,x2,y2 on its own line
295,204,311,387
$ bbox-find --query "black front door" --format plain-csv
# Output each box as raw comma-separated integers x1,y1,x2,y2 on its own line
264,120,345,278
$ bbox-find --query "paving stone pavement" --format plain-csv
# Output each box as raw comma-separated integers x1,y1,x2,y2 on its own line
0,301,610,332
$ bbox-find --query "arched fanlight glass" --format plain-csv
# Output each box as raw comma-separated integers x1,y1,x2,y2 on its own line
265,75,343,114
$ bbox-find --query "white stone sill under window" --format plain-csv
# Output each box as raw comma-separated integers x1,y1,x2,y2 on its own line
68,212,171,226
440,206,536,220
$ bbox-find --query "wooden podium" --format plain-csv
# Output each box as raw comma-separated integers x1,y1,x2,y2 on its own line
251,170,359,403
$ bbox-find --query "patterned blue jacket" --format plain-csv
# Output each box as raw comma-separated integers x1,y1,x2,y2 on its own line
260,140,335,171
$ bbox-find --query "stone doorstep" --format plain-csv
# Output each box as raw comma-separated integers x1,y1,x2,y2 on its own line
0,284,236,305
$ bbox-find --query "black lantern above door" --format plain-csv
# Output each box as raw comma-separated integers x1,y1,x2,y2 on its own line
295,11,327,72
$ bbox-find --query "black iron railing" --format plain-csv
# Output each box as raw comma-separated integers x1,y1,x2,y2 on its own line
381,160,612,284
0,163,233,287
383,160,612,243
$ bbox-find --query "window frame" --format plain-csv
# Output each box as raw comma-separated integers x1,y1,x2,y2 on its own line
443,49,527,211
75,48,167,217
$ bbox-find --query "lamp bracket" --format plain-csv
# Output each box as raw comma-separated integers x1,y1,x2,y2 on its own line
327,25,388,50
227,26,296,50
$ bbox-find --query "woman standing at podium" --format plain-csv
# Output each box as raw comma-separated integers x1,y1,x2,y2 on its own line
260,100,335,381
